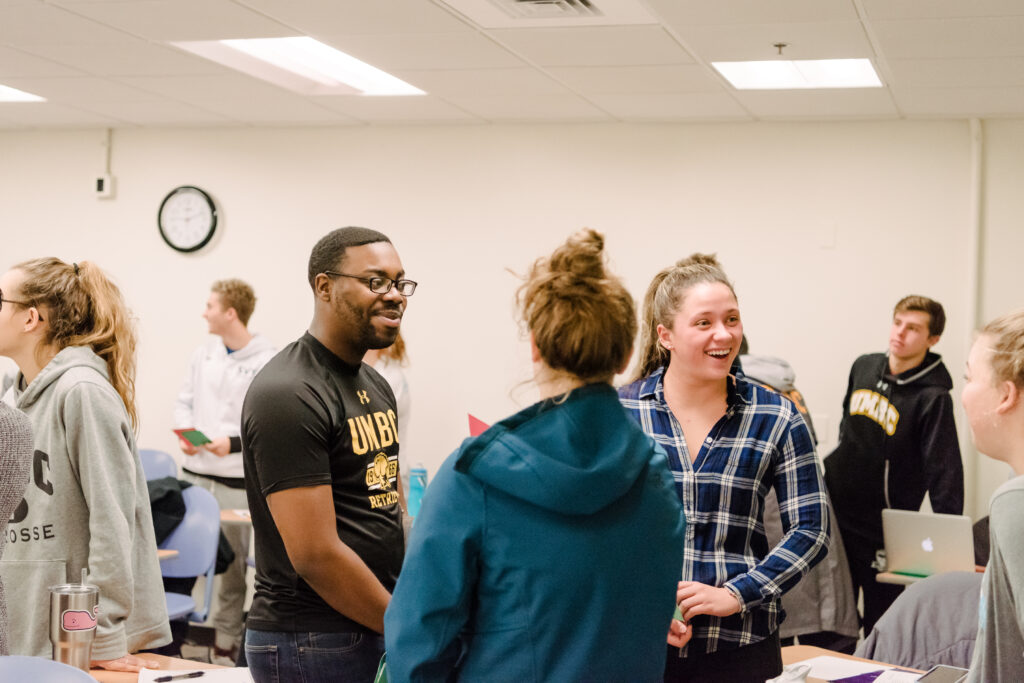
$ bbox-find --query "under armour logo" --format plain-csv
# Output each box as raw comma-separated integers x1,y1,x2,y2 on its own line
357,390,370,405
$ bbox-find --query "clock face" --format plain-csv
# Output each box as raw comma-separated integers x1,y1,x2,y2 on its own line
158,186,217,253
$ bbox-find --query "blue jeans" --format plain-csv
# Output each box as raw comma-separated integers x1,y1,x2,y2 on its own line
245,629,384,683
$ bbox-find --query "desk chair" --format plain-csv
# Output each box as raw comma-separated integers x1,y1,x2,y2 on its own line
159,485,220,623
0,655,95,682
140,448,178,480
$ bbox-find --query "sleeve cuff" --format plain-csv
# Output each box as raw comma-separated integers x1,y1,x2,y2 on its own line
229,436,243,453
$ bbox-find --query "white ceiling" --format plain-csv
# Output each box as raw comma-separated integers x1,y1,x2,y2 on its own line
1,0,1024,128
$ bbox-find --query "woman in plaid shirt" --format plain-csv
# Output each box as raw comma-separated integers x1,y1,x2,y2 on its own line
619,254,831,682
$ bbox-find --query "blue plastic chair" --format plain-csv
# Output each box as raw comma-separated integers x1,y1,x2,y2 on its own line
140,448,178,480
159,485,220,623
0,655,95,682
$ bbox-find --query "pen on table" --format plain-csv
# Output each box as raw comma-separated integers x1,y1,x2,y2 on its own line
153,672,206,682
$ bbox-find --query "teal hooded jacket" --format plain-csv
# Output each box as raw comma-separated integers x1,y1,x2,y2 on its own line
384,383,685,682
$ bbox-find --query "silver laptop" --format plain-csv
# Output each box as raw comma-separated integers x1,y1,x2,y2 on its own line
882,509,975,577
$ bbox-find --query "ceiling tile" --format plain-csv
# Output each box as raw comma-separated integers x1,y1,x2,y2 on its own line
0,102,125,127
314,95,479,123
546,64,722,95
2,76,163,103
19,38,232,77
893,86,1024,116
392,68,568,97
646,0,857,26
441,93,611,121
489,26,693,67
72,100,236,125
872,17,1024,59
48,0,295,41
117,74,301,102
731,88,899,119
676,21,874,62
318,32,525,71
861,0,1024,20
889,58,1024,88
0,2,138,45
0,46,86,78
588,92,752,121
235,0,474,35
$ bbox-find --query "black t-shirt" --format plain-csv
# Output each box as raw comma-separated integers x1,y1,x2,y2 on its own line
241,332,404,633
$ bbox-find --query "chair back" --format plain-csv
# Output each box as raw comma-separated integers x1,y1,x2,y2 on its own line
159,485,220,579
140,448,178,480
0,655,96,681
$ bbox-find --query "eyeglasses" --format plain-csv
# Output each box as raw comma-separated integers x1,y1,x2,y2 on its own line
323,271,418,297
0,287,44,321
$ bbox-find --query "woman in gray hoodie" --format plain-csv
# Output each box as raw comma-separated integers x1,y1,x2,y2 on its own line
0,258,170,672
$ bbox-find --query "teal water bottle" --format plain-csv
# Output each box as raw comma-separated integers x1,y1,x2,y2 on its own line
408,465,428,517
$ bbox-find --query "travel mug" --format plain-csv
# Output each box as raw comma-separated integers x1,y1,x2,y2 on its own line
49,582,100,671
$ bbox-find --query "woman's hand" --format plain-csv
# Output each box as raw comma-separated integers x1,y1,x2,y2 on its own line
179,437,198,456
676,580,742,621
667,617,693,648
91,654,160,672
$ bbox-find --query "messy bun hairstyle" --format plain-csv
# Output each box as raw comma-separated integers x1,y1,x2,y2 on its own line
981,308,1024,389
632,252,737,382
517,228,636,384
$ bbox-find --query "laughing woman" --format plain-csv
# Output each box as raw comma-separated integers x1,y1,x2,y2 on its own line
618,254,830,683
0,258,170,671
962,309,1024,681
385,229,685,682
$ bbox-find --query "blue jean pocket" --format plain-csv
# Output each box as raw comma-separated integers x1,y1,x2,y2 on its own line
245,643,279,683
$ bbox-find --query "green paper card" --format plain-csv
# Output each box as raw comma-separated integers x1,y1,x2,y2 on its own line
174,428,212,447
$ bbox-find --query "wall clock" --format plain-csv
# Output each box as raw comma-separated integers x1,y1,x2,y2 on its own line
158,185,217,253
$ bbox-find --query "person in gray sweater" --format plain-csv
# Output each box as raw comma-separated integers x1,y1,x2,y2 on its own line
961,308,1024,681
0,258,170,673
0,401,33,656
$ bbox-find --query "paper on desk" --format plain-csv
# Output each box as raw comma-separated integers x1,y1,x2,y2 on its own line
872,671,920,683
798,655,886,679
231,509,251,518
138,667,254,682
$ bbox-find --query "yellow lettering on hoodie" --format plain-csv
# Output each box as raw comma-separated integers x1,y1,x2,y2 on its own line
849,389,900,436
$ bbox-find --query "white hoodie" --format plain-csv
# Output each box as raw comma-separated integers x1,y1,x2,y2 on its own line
174,334,276,479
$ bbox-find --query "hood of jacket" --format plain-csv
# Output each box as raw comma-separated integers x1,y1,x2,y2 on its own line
11,345,109,412
739,354,797,392
228,333,275,361
454,382,659,516
883,350,953,390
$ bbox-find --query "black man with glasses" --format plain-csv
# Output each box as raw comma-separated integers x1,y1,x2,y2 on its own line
240,226,415,683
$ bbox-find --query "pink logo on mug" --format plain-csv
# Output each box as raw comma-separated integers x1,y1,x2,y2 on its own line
62,607,99,632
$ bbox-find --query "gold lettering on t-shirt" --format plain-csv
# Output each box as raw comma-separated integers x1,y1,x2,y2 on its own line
387,409,399,444
349,417,369,455
375,412,394,447
356,414,381,450
357,390,370,405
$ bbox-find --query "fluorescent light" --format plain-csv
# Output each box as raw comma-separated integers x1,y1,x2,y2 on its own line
0,84,45,102
173,37,424,97
712,59,882,90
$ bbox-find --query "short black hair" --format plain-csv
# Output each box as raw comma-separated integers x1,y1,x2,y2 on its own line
307,226,391,288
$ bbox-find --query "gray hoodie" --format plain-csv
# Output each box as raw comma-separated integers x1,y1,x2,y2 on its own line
0,346,170,659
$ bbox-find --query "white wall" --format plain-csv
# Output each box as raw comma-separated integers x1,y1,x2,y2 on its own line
0,119,1013,518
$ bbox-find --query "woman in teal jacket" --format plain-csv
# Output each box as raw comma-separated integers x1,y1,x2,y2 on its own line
385,230,686,682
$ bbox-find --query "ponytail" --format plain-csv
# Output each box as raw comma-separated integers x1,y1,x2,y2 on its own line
631,253,736,383
14,258,138,429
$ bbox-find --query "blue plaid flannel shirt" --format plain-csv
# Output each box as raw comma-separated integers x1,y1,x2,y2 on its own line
618,367,830,655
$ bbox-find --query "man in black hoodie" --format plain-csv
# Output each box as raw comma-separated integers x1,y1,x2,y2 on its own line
824,295,964,636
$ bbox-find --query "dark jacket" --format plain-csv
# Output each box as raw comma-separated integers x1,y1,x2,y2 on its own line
824,351,963,554
384,383,685,682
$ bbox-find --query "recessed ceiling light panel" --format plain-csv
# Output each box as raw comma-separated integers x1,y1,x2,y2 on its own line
173,37,424,97
712,59,883,90
0,84,45,103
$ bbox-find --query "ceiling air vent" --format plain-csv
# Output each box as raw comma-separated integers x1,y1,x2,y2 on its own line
438,0,653,28
490,0,602,19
